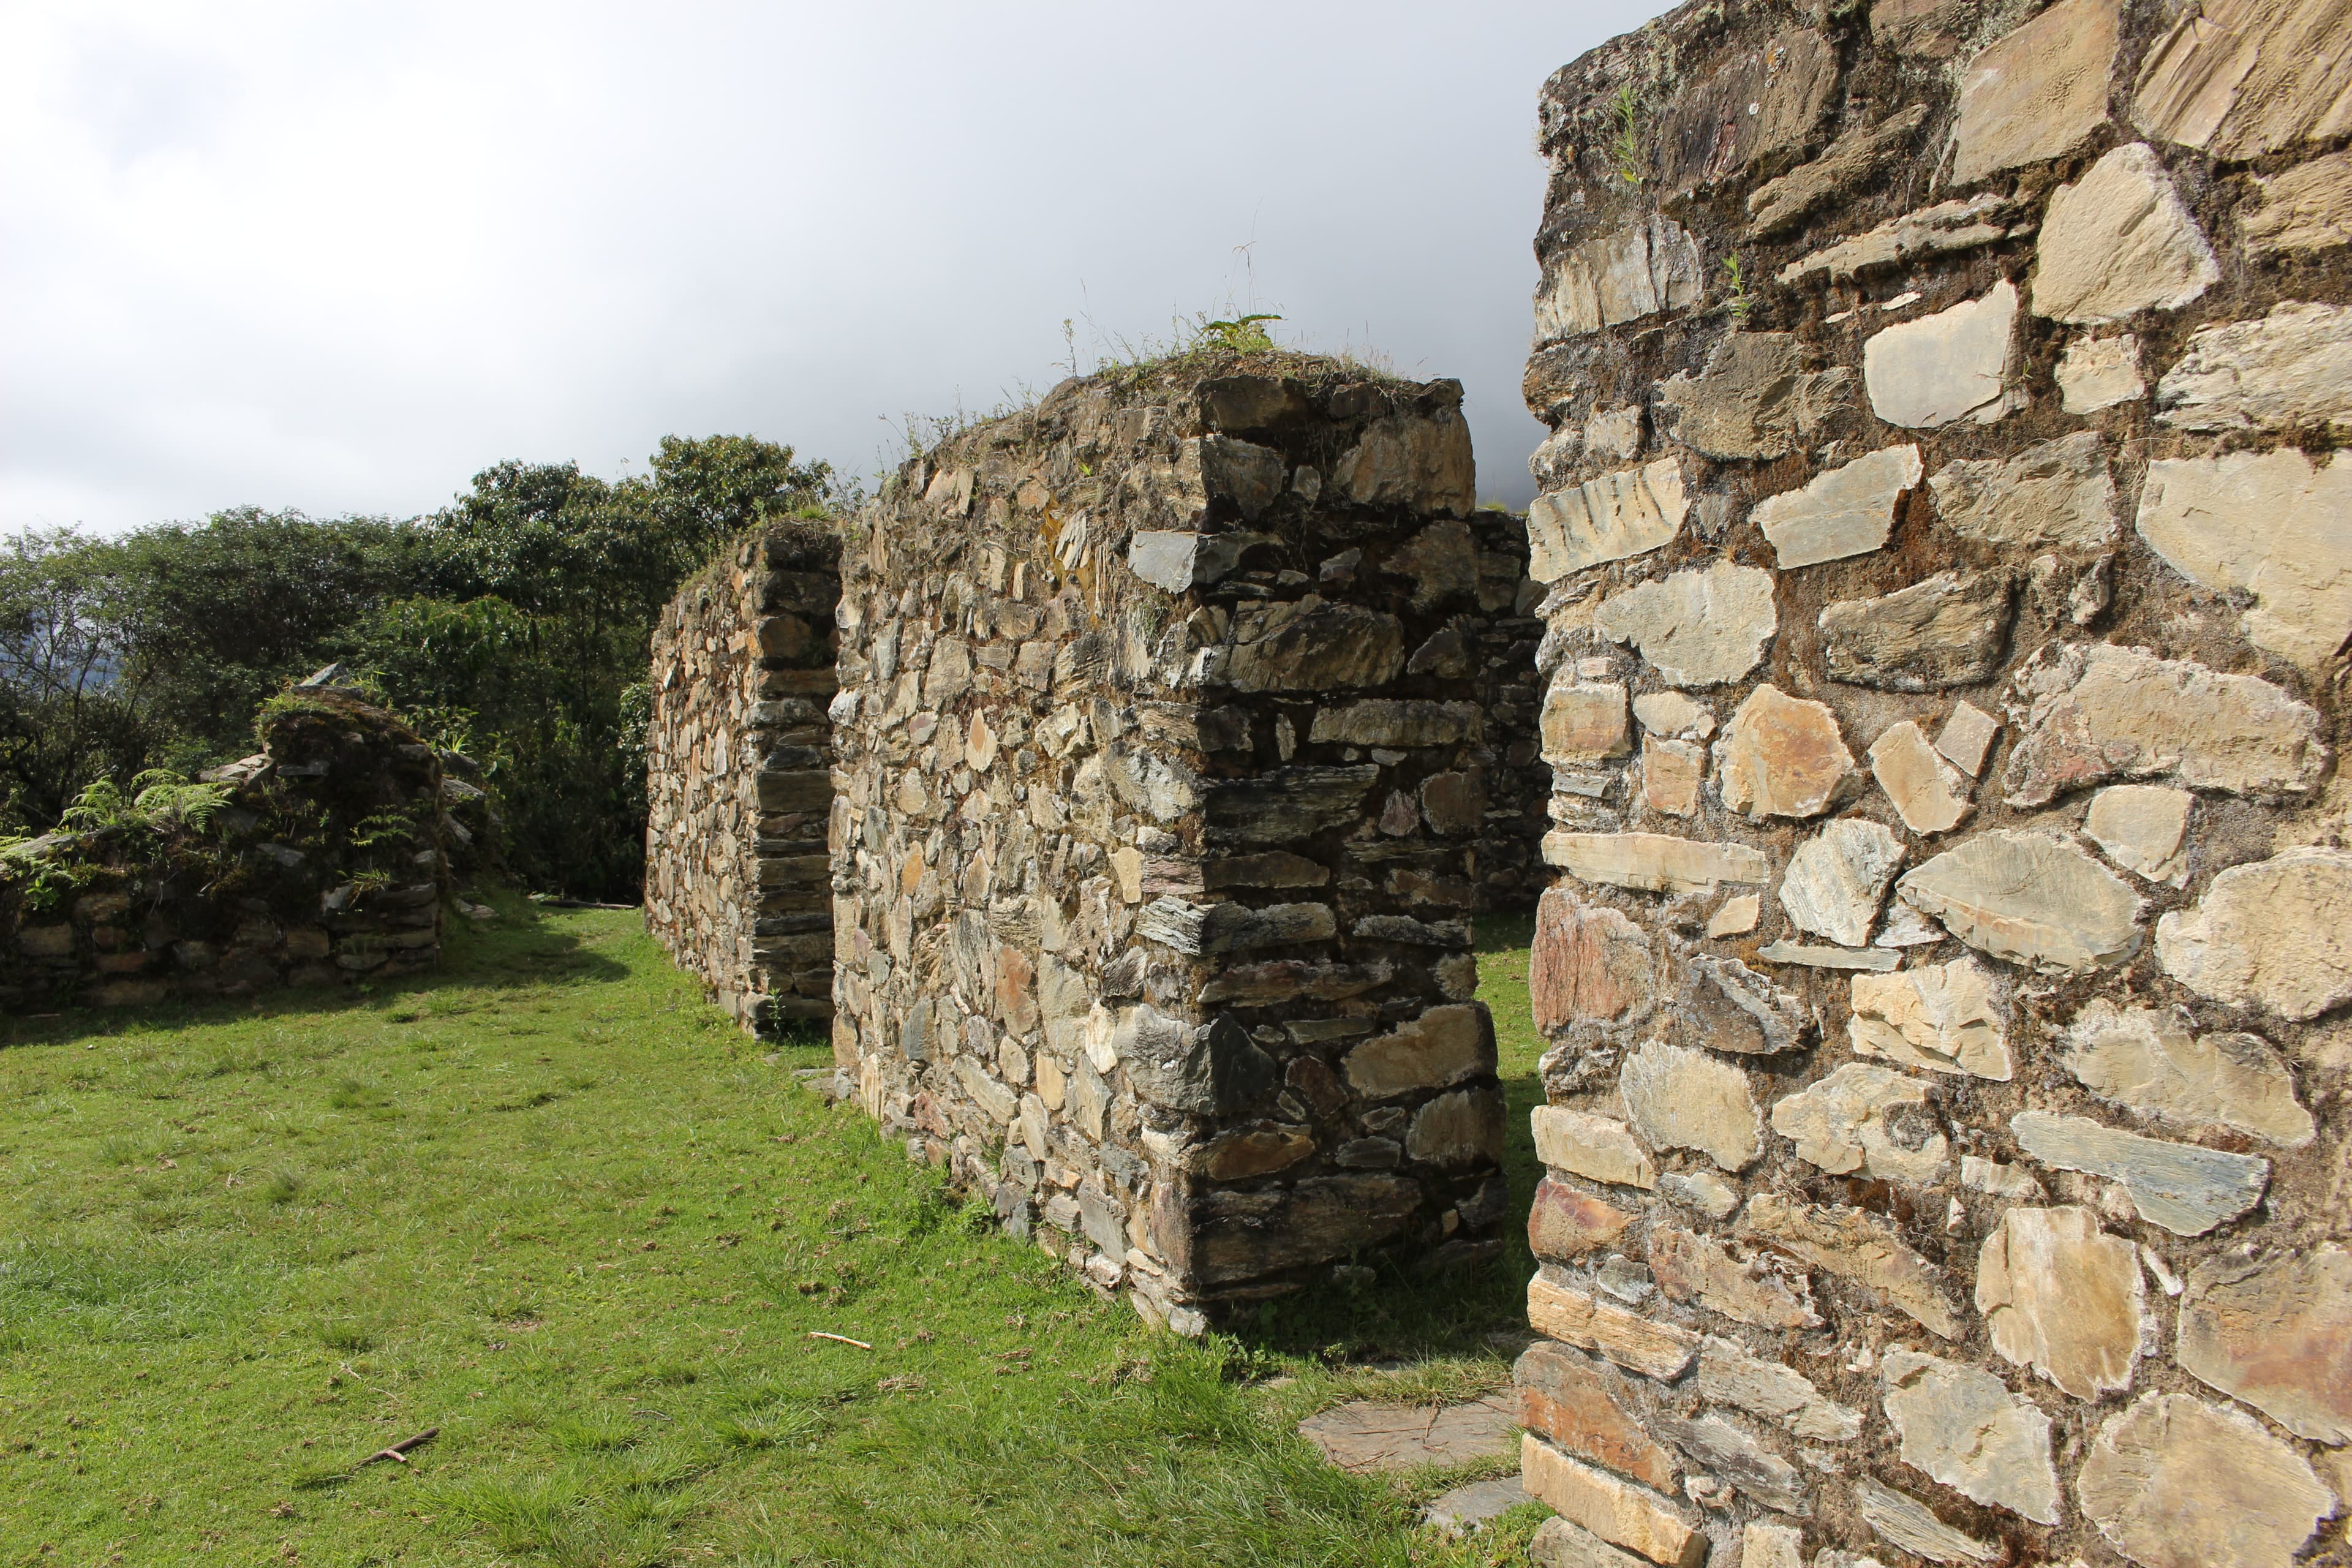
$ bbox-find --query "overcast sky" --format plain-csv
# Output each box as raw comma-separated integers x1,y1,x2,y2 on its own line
2,1,1672,535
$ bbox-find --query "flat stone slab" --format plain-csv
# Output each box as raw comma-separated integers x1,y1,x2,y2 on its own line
1299,1393,1519,1474
1422,1474,1530,1534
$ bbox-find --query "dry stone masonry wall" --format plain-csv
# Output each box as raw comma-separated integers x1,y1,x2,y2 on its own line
1,689,453,1011
1515,3,2351,1566
644,524,842,1031
825,355,1539,1327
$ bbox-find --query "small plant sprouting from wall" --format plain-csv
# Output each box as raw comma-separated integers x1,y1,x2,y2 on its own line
1200,314,1283,352
1607,84,1647,187
1723,254,1756,326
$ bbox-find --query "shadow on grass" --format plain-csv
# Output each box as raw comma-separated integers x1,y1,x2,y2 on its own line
0,889,633,1052
1218,906,1544,1366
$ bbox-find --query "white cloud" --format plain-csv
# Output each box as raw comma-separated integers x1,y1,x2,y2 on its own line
0,0,1670,532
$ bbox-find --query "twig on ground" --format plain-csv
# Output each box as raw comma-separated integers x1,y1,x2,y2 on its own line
807,1332,873,1349
357,1428,439,1467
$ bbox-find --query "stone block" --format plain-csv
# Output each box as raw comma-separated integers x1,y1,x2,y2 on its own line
1526,1275,1700,1381
1520,1436,1706,1568
1528,1177,1634,1261
2176,1245,2352,1443
2011,1111,2268,1237
1849,959,2011,1080
2131,0,2352,160
1863,281,2017,428
1737,1193,1961,1340
1754,444,1921,568
1535,217,1706,339
1621,1039,1762,1172
2244,149,2352,255
1593,560,1777,688
2155,848,2352,1020
1714,685,1853,820
1531,1107,1657,1189
2135,448,2352,673
1527,458,1687,581
1949,0,2120,185
1896,829,2142,974
2030,143,2218,323
1530,887,1653,1028
1820,569,2013,692
2155,301,2352,432
2078,1393,2334,1568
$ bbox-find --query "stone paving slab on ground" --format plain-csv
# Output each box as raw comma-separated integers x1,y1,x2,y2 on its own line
1297,1393,1520,1473
1422,1474,1532,1534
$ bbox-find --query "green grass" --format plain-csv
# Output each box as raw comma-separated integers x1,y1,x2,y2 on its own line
0,897,1549,1566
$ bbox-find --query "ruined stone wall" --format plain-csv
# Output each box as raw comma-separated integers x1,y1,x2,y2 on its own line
1,690,450,1011
644,524,840,1032
828,353,1523,1327
1513,3,2351,1566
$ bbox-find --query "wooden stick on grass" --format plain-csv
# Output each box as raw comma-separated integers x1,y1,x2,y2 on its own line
807,1332,872,1349
358,1428,440,1466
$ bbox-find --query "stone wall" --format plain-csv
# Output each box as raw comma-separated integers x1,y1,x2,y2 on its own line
827,352,1526,1327
0,687,450,1010
644,523,841,1032
1513,4,2350,1566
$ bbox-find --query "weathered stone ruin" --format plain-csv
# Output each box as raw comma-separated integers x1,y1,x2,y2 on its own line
1512,2,2351,1565
824,358,1541,1327
1,685,456,1010
644,523,842,1030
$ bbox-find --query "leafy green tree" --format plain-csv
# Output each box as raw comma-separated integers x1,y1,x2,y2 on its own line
0,434,836,899
0,530,150,831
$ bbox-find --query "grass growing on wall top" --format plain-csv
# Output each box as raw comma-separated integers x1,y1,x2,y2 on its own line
0,902,1553,1565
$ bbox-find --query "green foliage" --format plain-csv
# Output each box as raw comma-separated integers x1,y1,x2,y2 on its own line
1723,253,1757,326
0,434,843,900
0,904,1555,1566
1607,83,1647,186
56,770,233,838
1200,313,1283,352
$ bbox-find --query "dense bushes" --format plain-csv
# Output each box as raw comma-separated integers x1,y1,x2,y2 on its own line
0,435,837,901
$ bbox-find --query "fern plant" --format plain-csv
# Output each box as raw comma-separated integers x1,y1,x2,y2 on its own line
57,771,234,837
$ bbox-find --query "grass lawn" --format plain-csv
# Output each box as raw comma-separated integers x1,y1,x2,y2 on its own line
0,899,1546,1567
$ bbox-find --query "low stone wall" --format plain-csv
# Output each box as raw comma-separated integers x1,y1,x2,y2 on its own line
644,523,841,1031
0,690,449,1011
827,352,1519,1326
1513,3,2350,1566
